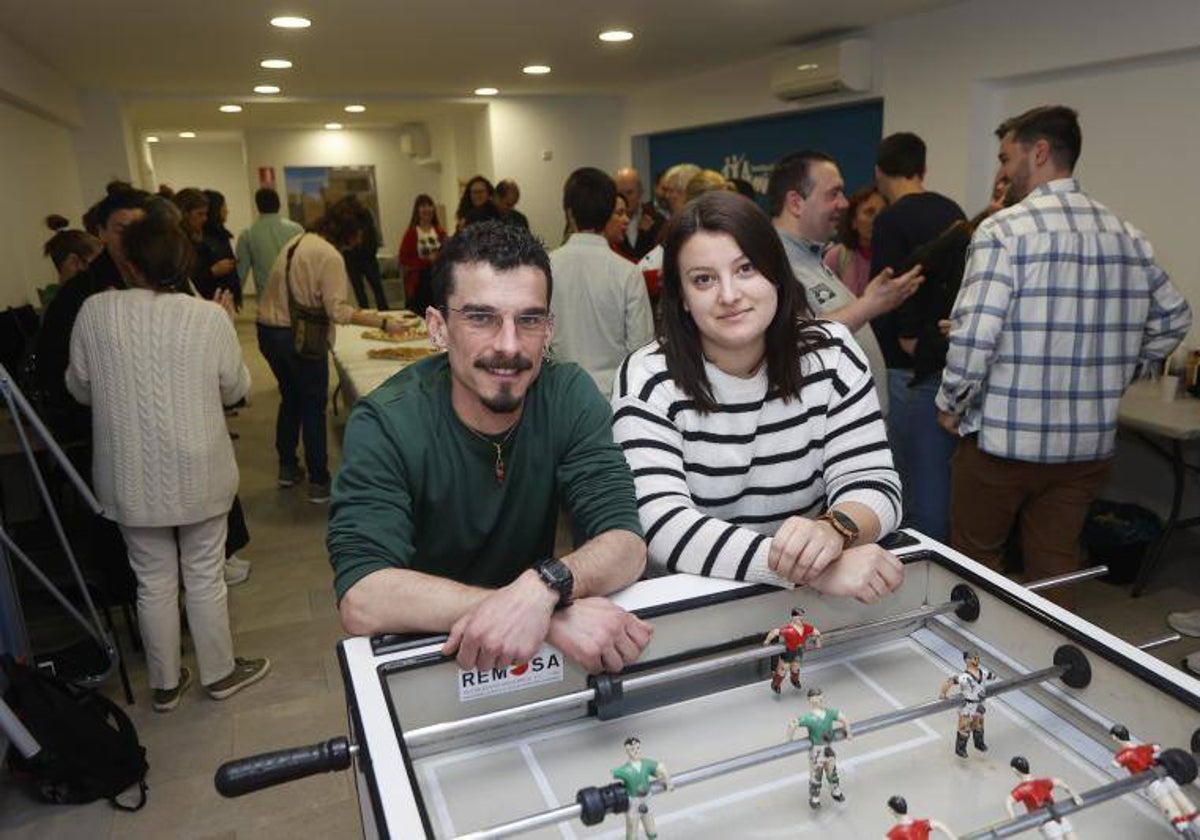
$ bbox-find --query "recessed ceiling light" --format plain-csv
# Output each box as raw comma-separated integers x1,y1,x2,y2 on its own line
260,58,293,69
324,122,343,130
598,30,634,42
474,87,499,96
796,63,819,72
219,104,243,113
179,131,196,138
522,65,551,75
270,15,311,29
344,104,366,113
254,84,281,94
146,136,160,143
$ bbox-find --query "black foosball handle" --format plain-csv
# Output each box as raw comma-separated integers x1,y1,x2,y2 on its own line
214,736,354,797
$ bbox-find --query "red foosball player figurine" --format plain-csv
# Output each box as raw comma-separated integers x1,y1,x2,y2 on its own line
1110,724,1200,837
884,795,957,839
1005,756,1084,839
762,607,821,694
938,650,996,758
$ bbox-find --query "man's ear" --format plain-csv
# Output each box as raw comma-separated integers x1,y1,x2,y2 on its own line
1034,138,1052,168
786,189,805,218
426,306,448,348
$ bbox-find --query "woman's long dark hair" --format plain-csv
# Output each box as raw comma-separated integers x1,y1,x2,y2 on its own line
658,190,823,413
455,175,494,221
408,194,441,229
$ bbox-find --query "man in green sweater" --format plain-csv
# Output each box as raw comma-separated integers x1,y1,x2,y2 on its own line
329,221,651,674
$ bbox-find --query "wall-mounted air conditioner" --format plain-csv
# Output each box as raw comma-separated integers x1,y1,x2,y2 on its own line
398,123,431,158
770,38,872,101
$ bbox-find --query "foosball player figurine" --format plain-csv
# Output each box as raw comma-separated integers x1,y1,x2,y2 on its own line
938,650,996,758
884,795,957,839
762,607,821,694
786,687,851,809
612,736,673,840
1005,755,1084,840
1109,724,1200,836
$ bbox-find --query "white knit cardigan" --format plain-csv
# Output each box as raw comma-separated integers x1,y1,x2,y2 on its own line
66,288,251,528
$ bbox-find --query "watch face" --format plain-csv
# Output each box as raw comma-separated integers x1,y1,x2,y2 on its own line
830,510,859,535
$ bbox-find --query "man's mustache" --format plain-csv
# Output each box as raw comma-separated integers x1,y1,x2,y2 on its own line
475,354,533,372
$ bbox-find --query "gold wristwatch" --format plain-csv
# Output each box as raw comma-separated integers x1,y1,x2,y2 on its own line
816,509,860,548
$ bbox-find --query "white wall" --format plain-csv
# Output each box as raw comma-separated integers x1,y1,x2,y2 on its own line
0,100,86,308
487,96,624,247
150,138,254,242
0,27,80,127
70,89,137,204
242,127,445,256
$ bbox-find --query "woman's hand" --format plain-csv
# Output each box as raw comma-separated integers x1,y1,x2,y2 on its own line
806,545,903,603
214,288,237,319
212,258,236,277
768,516,846,584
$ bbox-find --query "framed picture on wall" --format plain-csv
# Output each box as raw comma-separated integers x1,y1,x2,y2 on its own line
283,165,381,232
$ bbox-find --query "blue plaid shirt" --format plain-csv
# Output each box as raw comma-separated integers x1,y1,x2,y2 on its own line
936,178,1190,463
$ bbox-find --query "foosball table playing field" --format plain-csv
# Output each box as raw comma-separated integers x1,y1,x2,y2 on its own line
216,531,1200,839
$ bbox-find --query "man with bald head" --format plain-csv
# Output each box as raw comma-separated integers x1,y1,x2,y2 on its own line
613,167,663,261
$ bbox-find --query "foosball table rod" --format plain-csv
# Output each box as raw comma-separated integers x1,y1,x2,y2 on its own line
959,749,1199,840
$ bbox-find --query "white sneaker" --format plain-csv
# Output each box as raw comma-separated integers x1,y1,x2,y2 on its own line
1166,609,1200,638
224,556,251,586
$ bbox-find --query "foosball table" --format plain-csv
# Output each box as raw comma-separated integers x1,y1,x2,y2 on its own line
217,531,1200,838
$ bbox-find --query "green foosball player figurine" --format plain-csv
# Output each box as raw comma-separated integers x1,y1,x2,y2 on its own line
786,686,852,809
612,736,673,839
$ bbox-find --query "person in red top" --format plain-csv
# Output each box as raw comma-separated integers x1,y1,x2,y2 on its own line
398,194,447,314
884,795,956,839
762,607,822,694
1005,756,1083,839
1110,724,1200,836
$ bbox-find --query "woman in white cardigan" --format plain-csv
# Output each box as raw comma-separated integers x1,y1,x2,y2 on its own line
66,215,269,711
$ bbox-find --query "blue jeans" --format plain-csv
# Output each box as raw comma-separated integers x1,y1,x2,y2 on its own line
257,324,330,485
886,369,957,542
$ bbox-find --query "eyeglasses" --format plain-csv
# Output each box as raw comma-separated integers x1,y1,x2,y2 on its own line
445,307,552,335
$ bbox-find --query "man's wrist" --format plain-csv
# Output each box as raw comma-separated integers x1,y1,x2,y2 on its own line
518,569,561,612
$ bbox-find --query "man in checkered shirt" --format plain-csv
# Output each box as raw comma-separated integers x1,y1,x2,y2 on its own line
936,105,1190,590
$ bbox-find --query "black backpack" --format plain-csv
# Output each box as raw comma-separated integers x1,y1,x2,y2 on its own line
2,657,148,811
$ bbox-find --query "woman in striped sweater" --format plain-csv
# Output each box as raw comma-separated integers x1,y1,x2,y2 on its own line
612,191,904,602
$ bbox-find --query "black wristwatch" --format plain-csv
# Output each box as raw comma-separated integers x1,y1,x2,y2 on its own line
817,509,860,548
533,558,574,610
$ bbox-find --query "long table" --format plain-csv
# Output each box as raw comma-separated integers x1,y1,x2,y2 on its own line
1118,378,1200,595
331,314,436,408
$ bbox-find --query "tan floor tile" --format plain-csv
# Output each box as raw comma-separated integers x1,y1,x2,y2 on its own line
232,691,348,758
238,790,363,839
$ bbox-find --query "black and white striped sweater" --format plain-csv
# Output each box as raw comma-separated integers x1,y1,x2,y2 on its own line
611,321,901,585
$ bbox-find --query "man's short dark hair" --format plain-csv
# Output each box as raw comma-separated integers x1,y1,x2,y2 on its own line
623,736,641,748
314,197,365,250
766,151,836,217
563,167,617,232
88,188,151,231
876,132,927,179
431,221,553,309
1010,756,1030,774
996,105,1082,171
496,179,520,200
887,795,908,815
255,187,282,214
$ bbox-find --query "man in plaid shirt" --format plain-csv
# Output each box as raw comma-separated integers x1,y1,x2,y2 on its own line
936,105,1190,590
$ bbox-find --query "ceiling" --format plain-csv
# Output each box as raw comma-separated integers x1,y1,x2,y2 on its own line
0,0,958,131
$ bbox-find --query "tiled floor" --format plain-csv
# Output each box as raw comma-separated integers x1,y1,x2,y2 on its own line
2,301,1197,838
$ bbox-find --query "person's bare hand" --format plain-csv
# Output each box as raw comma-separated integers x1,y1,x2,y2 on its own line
547,597,653,674
938,319,952,338
213,258,236,277
768,516,845,584
862,264,924,316
806,544,903,603
214,288,236,318
442,571,557,672
937,410,960,435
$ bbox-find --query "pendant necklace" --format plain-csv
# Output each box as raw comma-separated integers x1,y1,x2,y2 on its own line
462,421,520,485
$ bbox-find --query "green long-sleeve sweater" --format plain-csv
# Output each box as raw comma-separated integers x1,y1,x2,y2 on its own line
328,354,643,601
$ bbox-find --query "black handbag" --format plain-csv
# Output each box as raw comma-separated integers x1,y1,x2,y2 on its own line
283,235,331,360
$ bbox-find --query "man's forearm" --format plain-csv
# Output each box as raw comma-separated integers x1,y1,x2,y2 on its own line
561,529,646,600
338,567,491,636
824,297,880,333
